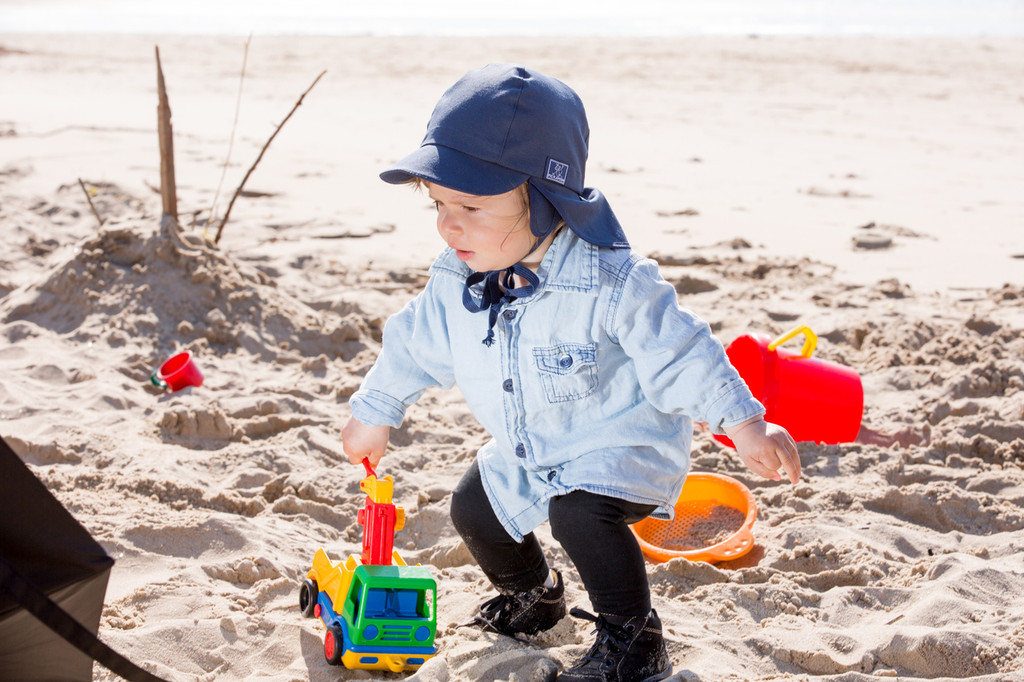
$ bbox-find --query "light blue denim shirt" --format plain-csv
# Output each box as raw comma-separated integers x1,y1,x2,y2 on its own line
350,228,764,542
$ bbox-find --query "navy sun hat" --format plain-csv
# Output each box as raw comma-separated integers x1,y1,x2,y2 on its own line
380,63,629,249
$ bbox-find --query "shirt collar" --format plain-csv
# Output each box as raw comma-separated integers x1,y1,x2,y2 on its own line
531,227,600,296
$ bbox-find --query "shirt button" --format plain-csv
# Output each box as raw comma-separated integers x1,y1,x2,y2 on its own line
547,470,557,482
515,444,526,458
503,309,517,321
502,379,514,392
559,355,573,369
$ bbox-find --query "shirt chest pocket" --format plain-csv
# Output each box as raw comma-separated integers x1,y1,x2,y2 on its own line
532,343,599,403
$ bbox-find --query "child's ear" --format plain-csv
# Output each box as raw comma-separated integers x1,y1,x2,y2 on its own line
517,183,531,209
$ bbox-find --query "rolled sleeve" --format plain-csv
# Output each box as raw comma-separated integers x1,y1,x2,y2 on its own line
349,388,409,428
702,377,765,434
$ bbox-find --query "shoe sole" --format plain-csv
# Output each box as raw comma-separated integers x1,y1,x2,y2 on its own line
643,667,673,682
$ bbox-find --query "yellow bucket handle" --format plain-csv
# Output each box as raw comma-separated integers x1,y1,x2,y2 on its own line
767,325,817,358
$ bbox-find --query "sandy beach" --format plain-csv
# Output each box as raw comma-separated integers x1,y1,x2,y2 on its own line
1,34,1023,681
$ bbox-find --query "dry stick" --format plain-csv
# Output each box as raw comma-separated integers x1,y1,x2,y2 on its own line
207,33,252,232
77,178,104,227
154,46,201,257
215,69,327,244
155,45,178,226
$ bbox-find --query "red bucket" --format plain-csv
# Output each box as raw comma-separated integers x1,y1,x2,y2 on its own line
150,351,204,392
717,326,862,446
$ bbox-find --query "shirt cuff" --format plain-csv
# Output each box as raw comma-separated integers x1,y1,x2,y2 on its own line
704,378,765,434
349,389,407,428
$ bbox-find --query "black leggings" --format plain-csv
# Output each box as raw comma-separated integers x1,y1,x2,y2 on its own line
450,460,657,617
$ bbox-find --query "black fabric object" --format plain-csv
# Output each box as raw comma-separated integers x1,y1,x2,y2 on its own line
0,435,167,682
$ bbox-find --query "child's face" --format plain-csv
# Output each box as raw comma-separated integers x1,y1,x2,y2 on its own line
428,183,535,273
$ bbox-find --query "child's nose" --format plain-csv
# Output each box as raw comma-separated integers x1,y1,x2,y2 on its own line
437,210,461,238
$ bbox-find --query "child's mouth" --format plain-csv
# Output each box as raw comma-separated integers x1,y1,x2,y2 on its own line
455,249,474,261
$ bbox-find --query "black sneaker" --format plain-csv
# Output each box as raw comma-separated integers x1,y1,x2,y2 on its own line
558,607,672,682
470,570,567,637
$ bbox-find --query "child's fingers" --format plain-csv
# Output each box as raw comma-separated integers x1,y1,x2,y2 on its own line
775,438,801,483
760,424,801,484
347,448,383,467
745,453,782,481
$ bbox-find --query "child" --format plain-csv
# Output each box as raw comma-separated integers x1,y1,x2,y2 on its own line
342,63,801,682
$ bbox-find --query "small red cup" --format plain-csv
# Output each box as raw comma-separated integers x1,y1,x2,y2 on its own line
150,351,204,392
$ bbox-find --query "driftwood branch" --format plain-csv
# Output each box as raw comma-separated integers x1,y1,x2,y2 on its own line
215,69,326,244
154,46,203,257
155,45,178,227
77,178,104,227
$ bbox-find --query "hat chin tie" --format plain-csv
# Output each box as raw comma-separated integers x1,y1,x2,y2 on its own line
462,264,539,346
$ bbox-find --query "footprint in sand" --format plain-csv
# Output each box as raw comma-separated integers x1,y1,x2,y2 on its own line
124,517,247,558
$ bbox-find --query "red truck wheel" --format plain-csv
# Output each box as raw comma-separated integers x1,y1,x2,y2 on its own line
299,578,318,618
324,624,345,665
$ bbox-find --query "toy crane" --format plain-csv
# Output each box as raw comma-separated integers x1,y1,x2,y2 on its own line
357,459,407,566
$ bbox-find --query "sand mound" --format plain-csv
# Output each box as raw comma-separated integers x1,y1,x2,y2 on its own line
2,222,370,362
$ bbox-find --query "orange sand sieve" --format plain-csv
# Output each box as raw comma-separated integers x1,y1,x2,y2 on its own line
631,472,757,564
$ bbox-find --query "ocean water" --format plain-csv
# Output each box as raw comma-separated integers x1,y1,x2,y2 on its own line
1,0,1022,36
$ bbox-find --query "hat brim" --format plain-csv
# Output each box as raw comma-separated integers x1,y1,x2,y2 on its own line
380,144,528,197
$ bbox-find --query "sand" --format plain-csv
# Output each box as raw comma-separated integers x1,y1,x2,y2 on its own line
1,33,1023,681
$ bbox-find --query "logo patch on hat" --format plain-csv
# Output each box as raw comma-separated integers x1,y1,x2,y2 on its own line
545,158,570,185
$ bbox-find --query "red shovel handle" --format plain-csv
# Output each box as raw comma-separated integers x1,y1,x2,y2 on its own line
361,458,376,478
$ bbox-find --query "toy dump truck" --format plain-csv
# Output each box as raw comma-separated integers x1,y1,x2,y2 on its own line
299,460,437,672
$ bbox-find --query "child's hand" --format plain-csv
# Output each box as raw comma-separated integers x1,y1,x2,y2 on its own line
725,418,801,484
341,417,391,468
